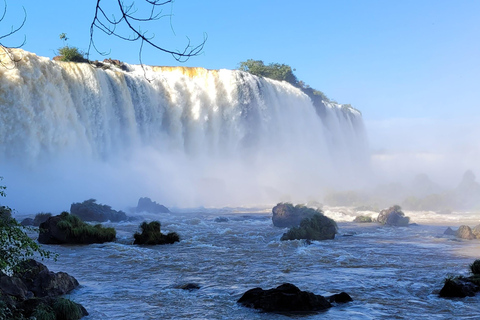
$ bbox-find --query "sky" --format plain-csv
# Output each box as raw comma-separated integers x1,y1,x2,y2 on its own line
2,0,480,185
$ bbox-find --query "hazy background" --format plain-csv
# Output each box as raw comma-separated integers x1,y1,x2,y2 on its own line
1,0,479,211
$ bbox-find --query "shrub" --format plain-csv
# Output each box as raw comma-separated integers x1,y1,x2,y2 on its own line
57,46,87,63
470,260,480,275
56,212,116,243
33,212,52,226
53,298,83,320
281,213,337,241
134,221,180,245
31,303,56,320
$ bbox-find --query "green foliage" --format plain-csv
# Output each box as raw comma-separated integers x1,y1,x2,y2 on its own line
0,178,54,275
238,59,298,86
281,213,337,241
32,303,56,320
353,215,373,223
57,46,87,63
56,212,116,243
52,298,83,320
470,260,480,275
134,221,180,245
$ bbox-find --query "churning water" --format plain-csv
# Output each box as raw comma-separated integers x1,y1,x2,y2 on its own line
36,208,480,320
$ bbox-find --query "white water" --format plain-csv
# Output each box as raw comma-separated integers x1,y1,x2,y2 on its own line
0,49,369,213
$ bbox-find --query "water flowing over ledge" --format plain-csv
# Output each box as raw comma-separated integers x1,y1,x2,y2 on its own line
0,49,369,212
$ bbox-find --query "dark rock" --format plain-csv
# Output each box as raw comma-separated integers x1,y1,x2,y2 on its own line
15,260,79,297
377,205,409,226
0,273,29,300
238,283,351,313
281,213,337,241
439,277,479,298
327,292,353,303
136,197,170,214
71,199,127,222
133,221,180,245
178,283,200,290
20,218,34,226
444,227,456,236
103,58,128,71
214,217,229,223
272,203,320,228
456,225,475,240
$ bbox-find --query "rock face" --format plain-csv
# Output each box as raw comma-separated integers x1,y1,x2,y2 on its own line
440,277,480,298
281,214,337,241
444,224,480,240
38,212,116,245
70,199,127,222
0,260,88,319
272,203,320,228
237,283,351,313
377,205,410,226
136,197,170,214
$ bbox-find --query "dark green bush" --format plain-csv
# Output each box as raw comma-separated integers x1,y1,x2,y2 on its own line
57,212,116,243
134,221,180,245
57,46,87,63
33,212,52,226
470,260,480,275
31,303,55,320
53,298,83,320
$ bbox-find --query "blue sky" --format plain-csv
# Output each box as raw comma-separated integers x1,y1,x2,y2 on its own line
3,0,480,181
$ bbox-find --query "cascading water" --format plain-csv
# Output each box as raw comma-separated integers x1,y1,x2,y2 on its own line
0,49,369,213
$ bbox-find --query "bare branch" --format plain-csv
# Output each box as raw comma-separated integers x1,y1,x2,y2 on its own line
88,0,206,64
0,0,27,69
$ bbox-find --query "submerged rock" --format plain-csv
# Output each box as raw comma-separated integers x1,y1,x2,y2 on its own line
377,205,410,226
237,283,351,312
272,203,320,228
281,213,337,241
71,199,127,222
440,277,479,298
136,197,170,214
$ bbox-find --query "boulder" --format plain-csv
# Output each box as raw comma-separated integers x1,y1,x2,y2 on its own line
439,277,479,298
272,203,320,228
20,217,34,226
70,199,127,222
456,225,475,240
136,197,170,214
353,215,373,223
237,283,351,312
472,224,480,239
377,205,410,226
178,283,200,291
281,213,337,241
15,260,79,298
443,227,456,236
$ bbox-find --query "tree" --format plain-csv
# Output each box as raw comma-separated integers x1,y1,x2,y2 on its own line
0,177,54,275
88,0,206,63
0,0,26,68
238,59,298,86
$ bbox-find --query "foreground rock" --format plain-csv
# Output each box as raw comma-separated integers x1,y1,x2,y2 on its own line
0,259,88,319
377,205,410,226
238,283,351,313
136,197,170,214
38,212,116,244
71,199,127,222
272,203,321,228
281,213,337,241
133,221,180,245
439,259,480,298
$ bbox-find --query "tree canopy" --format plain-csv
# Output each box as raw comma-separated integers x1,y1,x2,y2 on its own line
238,59,298,86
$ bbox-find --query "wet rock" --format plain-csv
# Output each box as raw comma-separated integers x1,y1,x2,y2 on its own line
71,199,127,222
178,283,200,290
377,205,409,226
133,221,180,245
136,197,170,214
439,277,479,298
214,217,229,223
238,283,351,312
327,292,353,303
272,203,320,228
353,215,373,223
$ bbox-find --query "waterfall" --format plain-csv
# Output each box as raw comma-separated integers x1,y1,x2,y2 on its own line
0,49,369,212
